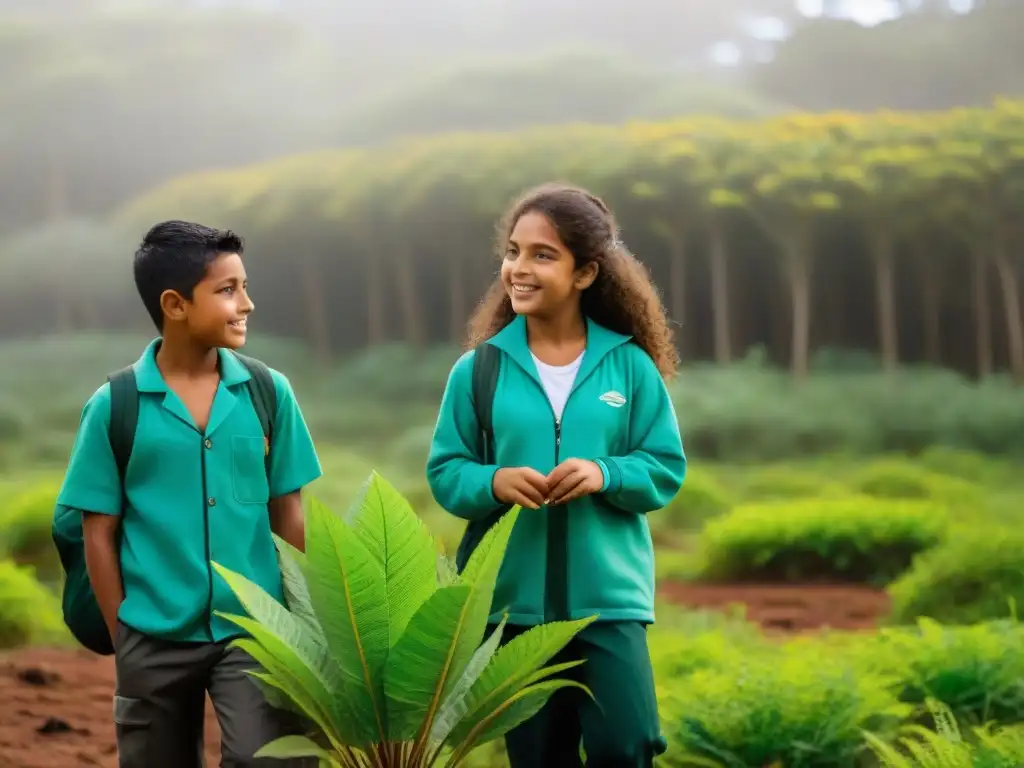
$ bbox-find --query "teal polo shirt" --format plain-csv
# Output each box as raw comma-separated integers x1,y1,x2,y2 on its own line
57,339,323,643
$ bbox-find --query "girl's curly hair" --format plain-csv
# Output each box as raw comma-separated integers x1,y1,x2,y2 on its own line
466,181,679,380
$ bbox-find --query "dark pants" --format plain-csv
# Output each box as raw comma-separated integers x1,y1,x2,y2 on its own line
496,621,667,768
113,622,313,768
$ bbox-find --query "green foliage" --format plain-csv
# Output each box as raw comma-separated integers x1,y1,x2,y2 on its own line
854,459,984,509
914,447,1014,485
669,363,1024,461
858,619,1024,727
658,468,733,531
865,698,1024,768
736,465,845,502
212,472,594,767
8,335,1024,467
0,478,61,583
887,529,1024,625
661,644,910,768
696,496,948,585
0,559,65,648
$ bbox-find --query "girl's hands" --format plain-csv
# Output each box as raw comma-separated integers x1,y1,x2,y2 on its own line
493,466,549,509
545,459,603,506
493,460,604,509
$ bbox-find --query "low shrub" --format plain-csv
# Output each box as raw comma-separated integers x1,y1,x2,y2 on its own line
658,467,733,531
915,446,1014,486
0,479,61,583
0,560,65,648
696,496,948,585
857,619,1024,727
867,698,1024,768
854,459,983,509
887,528,1024,625
660,645,909,768
738,464,847,502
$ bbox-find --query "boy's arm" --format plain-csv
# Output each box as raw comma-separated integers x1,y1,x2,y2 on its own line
593,347,686,514
269,493,305,552
57,386,124,641
426,350,504,521
267,371,323,552
83,513,123,641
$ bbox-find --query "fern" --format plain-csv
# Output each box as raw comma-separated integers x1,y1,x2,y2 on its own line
865,698,1024,768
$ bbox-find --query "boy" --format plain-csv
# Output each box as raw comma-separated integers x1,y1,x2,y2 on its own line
57,221,322,767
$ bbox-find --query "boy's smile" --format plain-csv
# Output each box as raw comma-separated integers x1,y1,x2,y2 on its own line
185,252,254,349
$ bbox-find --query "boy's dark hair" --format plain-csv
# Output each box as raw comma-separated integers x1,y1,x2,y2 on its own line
133,220,244,330
467,182,680,380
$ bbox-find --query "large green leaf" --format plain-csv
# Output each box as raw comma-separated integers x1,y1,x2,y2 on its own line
434,507,521,715
448,616,596,746
226,633,338,745
211,565,351,736
273,534,323,641
255,735,332,762
303,498,390,745
429,618,507,747
347,471,438,644
450,679,591,765
383,584,472,740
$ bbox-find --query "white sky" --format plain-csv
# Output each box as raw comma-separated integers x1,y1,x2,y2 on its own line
711,0,977,65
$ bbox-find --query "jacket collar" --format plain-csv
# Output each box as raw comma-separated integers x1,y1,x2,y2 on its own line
486,314,631,389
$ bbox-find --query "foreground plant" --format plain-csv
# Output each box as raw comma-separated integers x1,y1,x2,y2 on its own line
212,471,594,767
864,698,1024,768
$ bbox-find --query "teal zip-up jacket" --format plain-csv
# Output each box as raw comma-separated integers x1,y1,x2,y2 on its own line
426,315,686,626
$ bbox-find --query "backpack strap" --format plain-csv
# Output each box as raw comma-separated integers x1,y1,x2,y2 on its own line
106,366,139,486
232,352,277,469
471,343,501,464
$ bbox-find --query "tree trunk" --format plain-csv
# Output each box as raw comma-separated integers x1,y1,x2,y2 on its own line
709,222,732,363
394,248,423,348
667,231,686,356
300,256,331,361
971,251,993,378
785,230,813,379
366,253,384,346
448,249,466,343
872,231,899,371
919,260,942,366
992,237,1024,384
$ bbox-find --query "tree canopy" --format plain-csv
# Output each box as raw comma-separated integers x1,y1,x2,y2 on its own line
3,99,1022,382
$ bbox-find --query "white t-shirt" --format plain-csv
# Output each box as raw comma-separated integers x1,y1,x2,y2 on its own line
531,351,584,421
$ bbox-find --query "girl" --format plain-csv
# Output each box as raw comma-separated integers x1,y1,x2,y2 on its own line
426,182,686,767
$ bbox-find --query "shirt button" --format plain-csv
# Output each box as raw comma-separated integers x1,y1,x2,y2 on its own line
207,497,216,507
204,438,213,449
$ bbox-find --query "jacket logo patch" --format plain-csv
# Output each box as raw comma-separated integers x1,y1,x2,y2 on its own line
599,390,627,408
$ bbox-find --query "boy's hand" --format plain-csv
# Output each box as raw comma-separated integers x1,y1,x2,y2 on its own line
82,511,124,644
545,459,604,506
493,467,549,510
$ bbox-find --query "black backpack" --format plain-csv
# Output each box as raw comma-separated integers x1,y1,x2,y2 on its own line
51,353,276,656
454,343,511,573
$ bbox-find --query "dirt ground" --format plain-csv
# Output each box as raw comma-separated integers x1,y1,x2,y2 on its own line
0,583,889,767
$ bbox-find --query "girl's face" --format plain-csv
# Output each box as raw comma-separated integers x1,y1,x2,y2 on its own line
501,211,597,319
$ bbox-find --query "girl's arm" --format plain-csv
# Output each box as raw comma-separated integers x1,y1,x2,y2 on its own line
426,351,505,520
594,347,686,513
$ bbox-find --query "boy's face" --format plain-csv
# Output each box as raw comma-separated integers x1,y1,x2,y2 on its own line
162,252,254,349
501,211,597,319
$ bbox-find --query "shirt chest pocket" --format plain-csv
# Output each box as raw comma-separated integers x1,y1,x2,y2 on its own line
232,435,270,504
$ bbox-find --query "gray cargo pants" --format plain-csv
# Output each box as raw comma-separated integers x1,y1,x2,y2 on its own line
113,622,315,768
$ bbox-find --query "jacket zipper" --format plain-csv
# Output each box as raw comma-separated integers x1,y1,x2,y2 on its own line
545,412,569,623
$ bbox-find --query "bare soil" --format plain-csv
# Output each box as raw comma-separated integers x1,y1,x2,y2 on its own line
657,581,891,632
0,583,890,767
0,647,223,768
